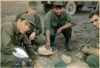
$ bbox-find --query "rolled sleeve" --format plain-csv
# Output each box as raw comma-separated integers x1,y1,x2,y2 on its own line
22,34,38,61
35,16,42,35
44,12,51,30
65,11,77,26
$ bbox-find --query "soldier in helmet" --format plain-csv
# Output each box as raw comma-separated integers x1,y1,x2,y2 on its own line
44,2,76,51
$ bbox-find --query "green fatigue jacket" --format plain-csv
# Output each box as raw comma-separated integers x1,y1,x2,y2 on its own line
44,9,76,35
1,22,38,67
15,12,45,45
15,11,42,35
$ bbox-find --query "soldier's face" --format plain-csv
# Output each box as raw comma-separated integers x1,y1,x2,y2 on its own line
18,20,31,33
54,8,63,15
91,15,100,29
28,6,36,15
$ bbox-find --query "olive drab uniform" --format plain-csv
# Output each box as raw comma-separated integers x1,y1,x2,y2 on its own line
44,9,76,43
1,22,38,67
15,12,45,45
83,54,99,68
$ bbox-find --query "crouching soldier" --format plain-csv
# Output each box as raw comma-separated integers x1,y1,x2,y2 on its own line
15,1,45,47
1,14,43,67
44,2,76,51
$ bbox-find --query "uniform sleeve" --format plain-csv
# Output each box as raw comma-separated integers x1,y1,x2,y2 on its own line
44,12,51,30
22,34,38,61
26,26,35,36
34,16,42,35
1,24,15,54
65,11,77,26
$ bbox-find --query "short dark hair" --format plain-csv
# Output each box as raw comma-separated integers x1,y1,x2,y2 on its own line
89,10,99,18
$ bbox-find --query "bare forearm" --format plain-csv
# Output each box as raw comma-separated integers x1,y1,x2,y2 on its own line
60,23,73,30
32,59,39,64
46,30,50,43
33,59,43,68
29,32,36,41
86,48,99,56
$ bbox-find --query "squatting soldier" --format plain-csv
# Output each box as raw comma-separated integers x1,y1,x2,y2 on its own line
15,1,45,47
1,14,42,67
44,2,76,51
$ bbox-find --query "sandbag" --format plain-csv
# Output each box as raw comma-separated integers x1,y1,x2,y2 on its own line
38,45,53,56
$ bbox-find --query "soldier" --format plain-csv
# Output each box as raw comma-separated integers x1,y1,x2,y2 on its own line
1,14,42,67
15,1,45,47
81,10,99,68
44,2,76,51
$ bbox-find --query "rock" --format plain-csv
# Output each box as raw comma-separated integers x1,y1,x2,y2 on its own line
61,54,72,64
67,61,89,68
76,52,85,60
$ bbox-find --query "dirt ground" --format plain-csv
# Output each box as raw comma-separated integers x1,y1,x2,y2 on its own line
1,1,99,68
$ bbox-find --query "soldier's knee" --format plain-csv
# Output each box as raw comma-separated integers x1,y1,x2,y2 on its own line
86,55,99,67
34,35,46,45
86,55,96,62
9,57,21,64
2,58,20,67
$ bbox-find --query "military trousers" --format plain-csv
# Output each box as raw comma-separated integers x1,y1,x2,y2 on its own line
83,54,99,68
31,34,46,46
1,53,22,67
50,27,72,43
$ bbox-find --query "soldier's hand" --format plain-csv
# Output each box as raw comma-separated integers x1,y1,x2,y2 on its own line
81,46,88,53
56,28,62,36
45,41,50,49
29,32,36,41
33,60,44,68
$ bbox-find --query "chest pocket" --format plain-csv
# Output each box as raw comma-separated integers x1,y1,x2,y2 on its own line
50,20,58,28
61,18,66,25
50,18,66,28
12,34,23,46
59,15,67,25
